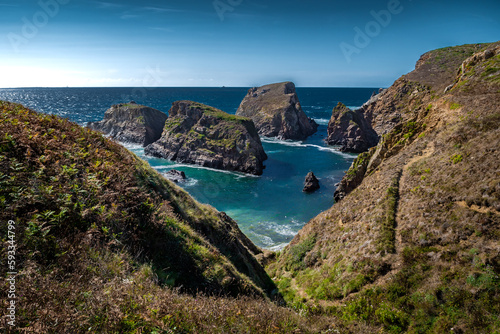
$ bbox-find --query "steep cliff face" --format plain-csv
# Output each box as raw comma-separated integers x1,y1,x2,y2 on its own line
236,82,318,140
269,42,500,333
145,101,267,175
326,102,379,153
87,102,167,146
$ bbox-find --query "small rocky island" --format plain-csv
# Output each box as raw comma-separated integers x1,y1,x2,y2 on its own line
236,81,318,140
87,101,167,146
326,102,379,153
145,100,267,175
303,172,320,193
164,169,187,183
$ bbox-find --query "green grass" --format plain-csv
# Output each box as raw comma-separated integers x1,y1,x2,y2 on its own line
346,150,373,180
189,102,249,123
377,171,401,255
450,153,463,164
279,234,317,274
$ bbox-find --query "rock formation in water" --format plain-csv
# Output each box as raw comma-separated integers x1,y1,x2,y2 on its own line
303,172,320,193
326,102,379,153
164,169,187,183
236,82,318,140
144,100,267,175
87,101,167,146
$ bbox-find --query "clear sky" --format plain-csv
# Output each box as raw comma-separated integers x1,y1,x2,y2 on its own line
1,0,499,88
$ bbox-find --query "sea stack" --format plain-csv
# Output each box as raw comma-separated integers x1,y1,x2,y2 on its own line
236,82,318,140
303,172,320,193
326,102,379,153
144,100,267,175
87,101,167,147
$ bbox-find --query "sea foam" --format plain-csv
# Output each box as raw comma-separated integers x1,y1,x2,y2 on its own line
260,137,356,158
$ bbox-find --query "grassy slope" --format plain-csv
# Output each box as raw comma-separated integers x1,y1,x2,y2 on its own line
0,101,336,333
269,43,500,333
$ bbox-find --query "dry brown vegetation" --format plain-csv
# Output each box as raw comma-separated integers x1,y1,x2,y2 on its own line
269,42,500,333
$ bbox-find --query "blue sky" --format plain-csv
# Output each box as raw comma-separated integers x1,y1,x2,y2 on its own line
1,0,499,87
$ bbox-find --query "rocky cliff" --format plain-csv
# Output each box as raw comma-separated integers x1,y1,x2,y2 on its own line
87,101,167,146
236,82,318,140
326,102,379,153
269,42,500,333
145,101,267,175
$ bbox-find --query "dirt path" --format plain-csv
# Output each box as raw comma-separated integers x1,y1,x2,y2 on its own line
394,141,436,253
456,201,500,216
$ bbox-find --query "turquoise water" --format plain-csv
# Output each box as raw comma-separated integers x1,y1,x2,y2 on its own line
0,87,375,249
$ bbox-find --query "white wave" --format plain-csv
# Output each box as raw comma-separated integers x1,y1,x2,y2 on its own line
265,221,300,237
119,142,144,151
161,173,199,187
268,243,289,252
314,118,330,125
347,105,362,110
244,219,304,249
261,137,356,158
259,235,276,247
153,163,259,178
260,137,303,146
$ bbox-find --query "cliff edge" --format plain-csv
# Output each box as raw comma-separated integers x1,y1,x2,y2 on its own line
269,42,500,333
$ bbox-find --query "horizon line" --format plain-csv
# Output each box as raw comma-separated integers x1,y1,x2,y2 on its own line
0,85,386,89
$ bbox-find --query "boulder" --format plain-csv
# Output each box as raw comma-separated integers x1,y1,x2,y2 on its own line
236,82,318,140
87,102,167,146
164,169,187,183
326,102,379,153
144,101,267,175
303,172,320,193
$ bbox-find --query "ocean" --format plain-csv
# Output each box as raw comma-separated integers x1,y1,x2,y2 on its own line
0,87,376,249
